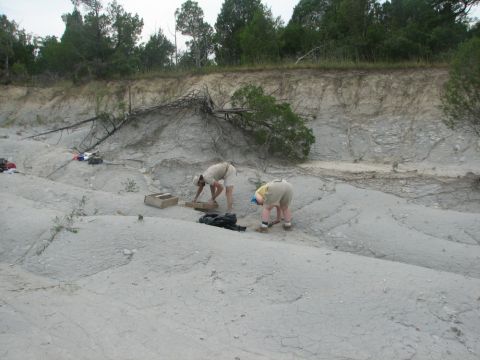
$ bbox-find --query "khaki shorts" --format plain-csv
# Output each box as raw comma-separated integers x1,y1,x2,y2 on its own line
264,180,293,207
223,165,237,187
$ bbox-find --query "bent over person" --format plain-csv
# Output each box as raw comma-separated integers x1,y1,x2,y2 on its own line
193,162,236,212
251,179,293,233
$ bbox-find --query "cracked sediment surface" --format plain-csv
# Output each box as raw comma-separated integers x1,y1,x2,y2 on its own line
1,69,480,359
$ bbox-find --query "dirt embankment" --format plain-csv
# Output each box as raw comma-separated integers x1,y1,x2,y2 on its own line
2,68,479,168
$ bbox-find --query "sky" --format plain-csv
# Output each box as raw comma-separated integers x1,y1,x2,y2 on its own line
1,0,479,49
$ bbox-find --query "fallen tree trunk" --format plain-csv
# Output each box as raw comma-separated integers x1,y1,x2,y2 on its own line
295,47,321,65
22,115,100,139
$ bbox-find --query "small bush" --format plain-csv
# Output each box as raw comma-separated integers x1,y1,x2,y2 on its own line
230,84,315,160
441,37,480,134
123,178,139,192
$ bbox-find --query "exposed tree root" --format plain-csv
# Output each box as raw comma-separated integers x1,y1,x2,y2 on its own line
25,87,251,153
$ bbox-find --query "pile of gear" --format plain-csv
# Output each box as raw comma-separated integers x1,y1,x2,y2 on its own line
0,158,17,174
73,151,103,165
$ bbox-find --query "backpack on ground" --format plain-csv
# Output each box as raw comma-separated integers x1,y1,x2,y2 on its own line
199,213,246,232
88,156,103,165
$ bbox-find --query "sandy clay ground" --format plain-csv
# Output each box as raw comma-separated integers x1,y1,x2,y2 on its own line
1,69,480,359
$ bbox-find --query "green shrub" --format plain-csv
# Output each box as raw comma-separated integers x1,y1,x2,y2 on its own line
441,37,480,134
123,178,139,192
230,84,315,160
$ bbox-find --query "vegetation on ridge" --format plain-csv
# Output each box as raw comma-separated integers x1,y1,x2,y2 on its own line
0,0,479,83
442,37,480,135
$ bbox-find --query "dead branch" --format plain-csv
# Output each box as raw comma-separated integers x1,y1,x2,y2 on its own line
295,47,322,65
25,87,257,154
215,108,253,114
22,115,100,139
46,159,74,179
82,116,130,152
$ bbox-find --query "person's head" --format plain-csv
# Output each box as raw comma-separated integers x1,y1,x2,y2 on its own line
193,174,205,186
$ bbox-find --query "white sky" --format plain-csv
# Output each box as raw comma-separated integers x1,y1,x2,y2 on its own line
0,0,479,50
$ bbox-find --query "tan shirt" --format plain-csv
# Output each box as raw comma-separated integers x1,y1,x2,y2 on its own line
203,162,231,185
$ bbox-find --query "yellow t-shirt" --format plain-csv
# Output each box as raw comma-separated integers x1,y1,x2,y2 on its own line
255,184,268,198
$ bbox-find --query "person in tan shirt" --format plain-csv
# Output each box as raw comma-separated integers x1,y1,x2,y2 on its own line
193,162,236,212
251,179,293,232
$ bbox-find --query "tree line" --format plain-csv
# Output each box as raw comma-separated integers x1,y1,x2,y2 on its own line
0,0,479,82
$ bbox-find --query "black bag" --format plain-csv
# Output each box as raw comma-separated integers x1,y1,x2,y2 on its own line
199,213,246,232
88,156,103,165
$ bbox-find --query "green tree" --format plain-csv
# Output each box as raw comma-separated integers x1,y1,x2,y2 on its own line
214,0,263,65
442,36,480,134
431,0,480,17
75,0,111,56
239,8,281,64
107,0,144,75
470,21,480,37
0,15,36,80
140,30,175,71
62,1,112,78
231,85,315,159
175,0,213,68
290,0,330,27
0,15,17,78
282,0,385,61
11,30,36,75
321,0,382,61
282,0,329,57
108,1,142,52
282,0,473,62
56,0,143,78
36,36,63,74
380,0,469,60
59,8,87,76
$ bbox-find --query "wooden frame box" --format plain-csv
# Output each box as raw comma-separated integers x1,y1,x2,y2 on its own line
144,193,179,209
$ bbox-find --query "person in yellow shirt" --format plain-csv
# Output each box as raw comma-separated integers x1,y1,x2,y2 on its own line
251,179,293,232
